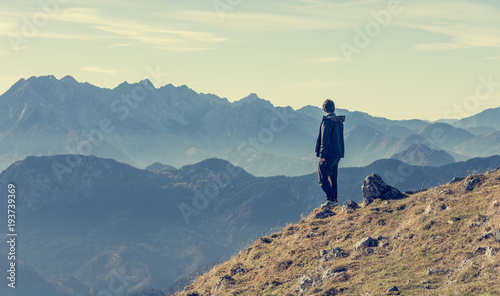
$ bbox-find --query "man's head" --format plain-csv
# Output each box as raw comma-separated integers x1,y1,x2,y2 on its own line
322,99,335,114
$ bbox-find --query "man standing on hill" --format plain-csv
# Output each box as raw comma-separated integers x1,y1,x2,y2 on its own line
315,99,345,208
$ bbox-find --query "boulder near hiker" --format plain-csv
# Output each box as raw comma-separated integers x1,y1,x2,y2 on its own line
315,99,345,208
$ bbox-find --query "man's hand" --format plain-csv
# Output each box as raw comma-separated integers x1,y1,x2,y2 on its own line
319,158,326,163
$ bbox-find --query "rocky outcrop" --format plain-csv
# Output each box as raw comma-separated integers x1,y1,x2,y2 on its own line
464,177,480,191
314,208,336,219
361,174,405,205
354,237,378,251
215,275,235,291
342,200,359,212
449,177,464,184
319,248,347,262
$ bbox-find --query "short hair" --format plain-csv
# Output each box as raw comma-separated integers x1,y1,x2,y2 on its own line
322,99,335,113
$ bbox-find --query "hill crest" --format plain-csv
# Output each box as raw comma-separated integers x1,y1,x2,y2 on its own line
173,168,500,296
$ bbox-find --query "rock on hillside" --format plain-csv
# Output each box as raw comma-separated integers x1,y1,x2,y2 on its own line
173,168,500,296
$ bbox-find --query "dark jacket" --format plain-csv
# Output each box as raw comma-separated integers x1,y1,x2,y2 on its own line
315,113,345,159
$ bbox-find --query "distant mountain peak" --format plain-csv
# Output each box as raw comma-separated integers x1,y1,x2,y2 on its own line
139,79,155,88
27,75,56,82
2,78,27,95
146,162,177,173
61,75,78,84
112,82,132,92
181,158,248,175
391,142,455,167
242,93,260,100
236,93,274,108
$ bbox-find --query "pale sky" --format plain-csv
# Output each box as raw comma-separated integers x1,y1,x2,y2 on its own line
1,0,500,120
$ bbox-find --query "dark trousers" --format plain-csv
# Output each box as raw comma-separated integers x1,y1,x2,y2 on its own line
318,158,340,202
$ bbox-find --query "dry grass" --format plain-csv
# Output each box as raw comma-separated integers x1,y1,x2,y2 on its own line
174,170,500,296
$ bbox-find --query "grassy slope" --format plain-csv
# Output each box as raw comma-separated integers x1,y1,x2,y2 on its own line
174,169,500,296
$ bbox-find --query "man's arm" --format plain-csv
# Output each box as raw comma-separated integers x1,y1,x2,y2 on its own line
319,120,332,159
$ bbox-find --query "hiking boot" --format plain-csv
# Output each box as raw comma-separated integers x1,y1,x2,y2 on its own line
321,200,338,208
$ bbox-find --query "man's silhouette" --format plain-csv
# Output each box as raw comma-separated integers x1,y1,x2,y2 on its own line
315,99,345,208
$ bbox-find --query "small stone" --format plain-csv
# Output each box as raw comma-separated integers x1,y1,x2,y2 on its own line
495,230,500,242
439,189,452,196
387,286,399,292
354,237,378,251
486,246,495,257
366,248,374,254
314,208,336,219
482,232,493,239
449,177,464,184
470,216,488,228
361,197,373,207
475,247,487,255
428,268,446,275
463,177,480,191
320,247,347,261
215,275,235,290
342,200,360,212
322,266,347,280
260,237,272,244
296,275,313,294
425,204,432,214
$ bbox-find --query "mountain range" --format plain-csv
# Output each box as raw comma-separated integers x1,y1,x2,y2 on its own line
1,154,499,296
1,75,500,176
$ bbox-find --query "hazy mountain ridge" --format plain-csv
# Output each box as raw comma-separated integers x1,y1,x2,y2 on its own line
2,75,500,176
0,155,322,296
1,154,500,295
454,107,500,131
390,143,455,167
